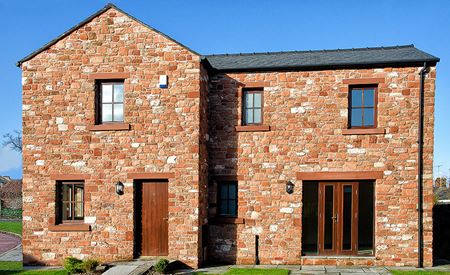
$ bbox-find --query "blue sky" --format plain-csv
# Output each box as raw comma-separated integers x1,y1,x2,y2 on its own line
0,0,449,179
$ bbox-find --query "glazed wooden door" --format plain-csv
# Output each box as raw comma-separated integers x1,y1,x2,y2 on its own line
318,182,358,255
141,181,168,256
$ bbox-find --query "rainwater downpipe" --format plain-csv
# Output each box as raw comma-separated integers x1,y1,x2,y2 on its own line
418,62,428,268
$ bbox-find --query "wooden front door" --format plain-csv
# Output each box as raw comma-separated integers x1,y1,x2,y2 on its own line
318,182,358,255
141,181,168,256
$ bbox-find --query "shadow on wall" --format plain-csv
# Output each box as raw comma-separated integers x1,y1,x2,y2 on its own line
206,75,242,265
23,253,47,266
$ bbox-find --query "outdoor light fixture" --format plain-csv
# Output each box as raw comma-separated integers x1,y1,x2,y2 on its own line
286,181,295,194
115,181,124,195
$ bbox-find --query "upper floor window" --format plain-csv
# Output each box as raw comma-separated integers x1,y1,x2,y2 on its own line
97,81,124,124
56,181,84,223
243,89,263,125
349,86,377,128
218,181,237,217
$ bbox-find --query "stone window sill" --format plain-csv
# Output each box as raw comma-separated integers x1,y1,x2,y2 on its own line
235,125,271,132
49,224,91,232
209,217,245,224
87,123,130,131
342,128,385,135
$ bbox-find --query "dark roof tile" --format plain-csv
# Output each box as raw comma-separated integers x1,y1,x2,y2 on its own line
203,45,439,72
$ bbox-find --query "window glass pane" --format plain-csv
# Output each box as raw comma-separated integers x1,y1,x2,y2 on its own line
228,200,237,216
114,104,124,122
62,185,71,201
253,93,262,107
245,109,254,124
229,184,237,200
74,185,83,202
351,89,363,107
254,109,262,123
245,93,253,108
220,200,227,215
363,108,375,126
102,84,113,103
114,84,124,102
351,108,363,127
62,202,71,220
102,104,113,122
364,89,375,107
220,185,228,200
74,202,83,218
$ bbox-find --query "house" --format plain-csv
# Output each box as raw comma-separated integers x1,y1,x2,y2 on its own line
17,3,439,268
0,179,22,210
0,176,12,187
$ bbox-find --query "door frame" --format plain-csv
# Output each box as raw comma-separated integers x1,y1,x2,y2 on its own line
317,181,359,255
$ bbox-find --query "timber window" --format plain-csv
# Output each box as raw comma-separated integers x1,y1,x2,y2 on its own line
243,89,263,125
218,181,237,217
96,81,124,124
56,181,84,223
349,86,377,128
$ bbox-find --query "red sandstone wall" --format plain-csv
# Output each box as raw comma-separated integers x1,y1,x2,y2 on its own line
21,8,203,266
207,67,436,267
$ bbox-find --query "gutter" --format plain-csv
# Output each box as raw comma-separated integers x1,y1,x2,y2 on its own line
418,62,429,268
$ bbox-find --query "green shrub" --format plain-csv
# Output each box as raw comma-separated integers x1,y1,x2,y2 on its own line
154,258,169,274
64,256,83,274
81,258,100,272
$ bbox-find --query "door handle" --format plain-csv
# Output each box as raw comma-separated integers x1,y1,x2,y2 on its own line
163,217,169,221
331,216,338,223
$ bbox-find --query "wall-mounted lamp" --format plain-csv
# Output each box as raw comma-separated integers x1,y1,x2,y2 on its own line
115,181,124,195
286,181,295,194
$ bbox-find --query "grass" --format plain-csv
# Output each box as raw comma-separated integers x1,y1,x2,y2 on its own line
194,268,289,275
0,262,67,275
391,271,450,275
0,221,22,235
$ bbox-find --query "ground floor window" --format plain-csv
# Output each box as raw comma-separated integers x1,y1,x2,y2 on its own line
302,181,374,256
56,181,84,223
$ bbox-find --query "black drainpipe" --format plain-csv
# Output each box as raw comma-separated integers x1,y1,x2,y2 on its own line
418,62,428,268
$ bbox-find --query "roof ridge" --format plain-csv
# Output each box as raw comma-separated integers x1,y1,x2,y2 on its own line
204,44,415,57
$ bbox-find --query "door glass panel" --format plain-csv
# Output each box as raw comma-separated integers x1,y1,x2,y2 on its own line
358,182,374,255
342,185,353,250
324,185,334,250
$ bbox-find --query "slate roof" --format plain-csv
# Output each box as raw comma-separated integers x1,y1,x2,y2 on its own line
204,45,440,72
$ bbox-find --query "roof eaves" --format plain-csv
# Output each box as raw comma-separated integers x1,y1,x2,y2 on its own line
16,3,200,67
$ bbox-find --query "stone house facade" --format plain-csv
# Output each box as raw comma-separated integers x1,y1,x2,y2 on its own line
18,4,439,268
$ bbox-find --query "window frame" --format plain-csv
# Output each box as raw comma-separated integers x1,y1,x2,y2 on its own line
56,181,85,224
217,181,238,218
242,88,264,126
96,80,125,125
348,85,378,129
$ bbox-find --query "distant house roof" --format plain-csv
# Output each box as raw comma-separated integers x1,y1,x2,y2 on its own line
203,45,439,72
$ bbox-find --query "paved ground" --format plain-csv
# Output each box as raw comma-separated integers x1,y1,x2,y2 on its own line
193,265,390,274
0,232,21,254
0,244,22,261
193,264,450,275
0,231,22,262
102,259,156,275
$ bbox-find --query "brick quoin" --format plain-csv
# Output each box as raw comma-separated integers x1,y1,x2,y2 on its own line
19,4,437,268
